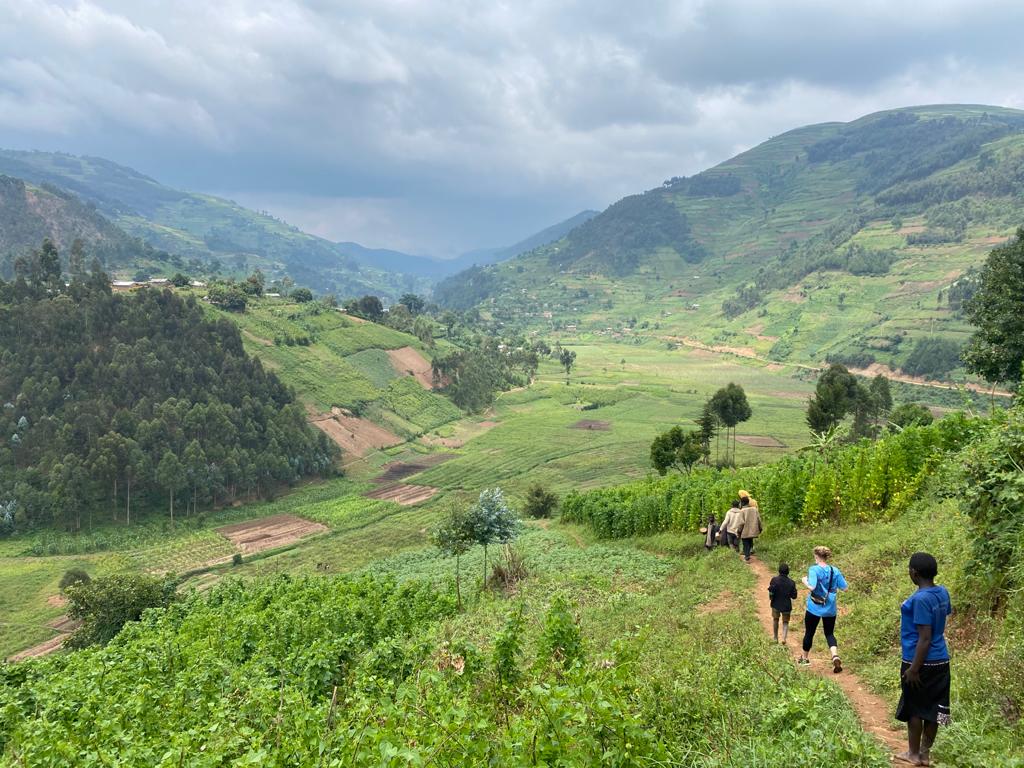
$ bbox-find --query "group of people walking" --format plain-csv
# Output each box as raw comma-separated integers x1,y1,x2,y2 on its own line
702,493,952,767
702,489,762,561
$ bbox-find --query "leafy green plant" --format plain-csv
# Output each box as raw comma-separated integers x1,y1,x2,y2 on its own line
564,422,952,537
492,605,525,688
539,595,584,669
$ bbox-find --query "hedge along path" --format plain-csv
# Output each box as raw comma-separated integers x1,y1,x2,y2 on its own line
746,555,905,755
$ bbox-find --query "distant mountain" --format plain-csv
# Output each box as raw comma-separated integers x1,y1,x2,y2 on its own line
0,174,166,278
435,105,1024,376
0,150,429,300
447,210,600,273
335,241,441,279
339,210,600,279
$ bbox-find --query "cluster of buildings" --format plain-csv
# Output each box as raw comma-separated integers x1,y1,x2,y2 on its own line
110,278,206,291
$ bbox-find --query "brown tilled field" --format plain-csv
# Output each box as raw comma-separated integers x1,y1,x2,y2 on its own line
310,408,403,457
735,435,787,448
216,514,328,554
387,346,435,389
365,484,439,506
374,453,456,484
570,419,612,430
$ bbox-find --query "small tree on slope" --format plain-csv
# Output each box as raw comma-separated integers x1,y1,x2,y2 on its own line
468,488,520,588
431,506,475,609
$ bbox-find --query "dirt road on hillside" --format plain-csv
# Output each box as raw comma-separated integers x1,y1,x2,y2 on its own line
746,555,905,755
668,335,1012,397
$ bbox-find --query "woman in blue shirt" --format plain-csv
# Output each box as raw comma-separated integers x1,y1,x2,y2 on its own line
896,552,952,767
797,545,848,673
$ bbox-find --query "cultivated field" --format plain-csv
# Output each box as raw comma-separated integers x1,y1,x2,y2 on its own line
215,514,328,554
1,336,967,659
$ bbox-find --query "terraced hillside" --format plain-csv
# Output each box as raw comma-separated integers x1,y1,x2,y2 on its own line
437,105,1024,382
201,295,462,451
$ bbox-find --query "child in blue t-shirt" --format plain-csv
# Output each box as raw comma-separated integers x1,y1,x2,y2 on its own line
896,552,952,767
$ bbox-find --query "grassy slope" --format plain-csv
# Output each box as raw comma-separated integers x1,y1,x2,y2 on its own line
2,516,892,766
0,176,168,275
202,294,454,417
465,106,1024,383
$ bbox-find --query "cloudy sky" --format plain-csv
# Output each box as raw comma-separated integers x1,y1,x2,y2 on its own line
2,0,1023,256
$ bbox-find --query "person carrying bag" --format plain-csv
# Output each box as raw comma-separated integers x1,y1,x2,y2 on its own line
798,546,848,673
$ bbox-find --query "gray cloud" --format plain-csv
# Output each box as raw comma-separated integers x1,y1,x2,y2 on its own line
1,0,1023,254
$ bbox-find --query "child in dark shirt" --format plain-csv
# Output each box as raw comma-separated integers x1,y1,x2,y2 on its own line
768,563,798,644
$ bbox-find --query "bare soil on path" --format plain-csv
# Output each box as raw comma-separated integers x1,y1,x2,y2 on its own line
735,435,786,448
7,614,82,662
746,555,905,756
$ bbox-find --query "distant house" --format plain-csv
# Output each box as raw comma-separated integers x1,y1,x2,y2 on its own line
190,280,207,288
265,292,281,298
148,278,169,285
565,324,577,331
111,280,139,291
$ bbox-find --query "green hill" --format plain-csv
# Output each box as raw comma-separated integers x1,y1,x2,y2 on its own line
436,105,1024,381
202,293,464,441
0,150,429,300
0,175,171,278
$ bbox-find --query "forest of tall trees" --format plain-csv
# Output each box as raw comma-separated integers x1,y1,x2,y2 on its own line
0,242,337,534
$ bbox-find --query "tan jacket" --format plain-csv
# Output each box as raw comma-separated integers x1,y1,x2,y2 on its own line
720,508,739,533
735,505,762,539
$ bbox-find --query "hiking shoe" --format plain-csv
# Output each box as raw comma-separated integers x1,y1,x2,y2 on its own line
797,658,811,667
832,656,843,674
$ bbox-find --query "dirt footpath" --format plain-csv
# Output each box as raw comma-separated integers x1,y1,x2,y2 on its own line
746,556,905,754
7,614,82,663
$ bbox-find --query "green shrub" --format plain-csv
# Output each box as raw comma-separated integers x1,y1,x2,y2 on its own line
523,484,559,518
64,573,180,648
58,568,91,592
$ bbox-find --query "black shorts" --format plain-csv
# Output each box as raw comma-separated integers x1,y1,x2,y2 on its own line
896,661,951,725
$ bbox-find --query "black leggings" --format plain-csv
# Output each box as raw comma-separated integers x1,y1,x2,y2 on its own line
802,611,837,653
